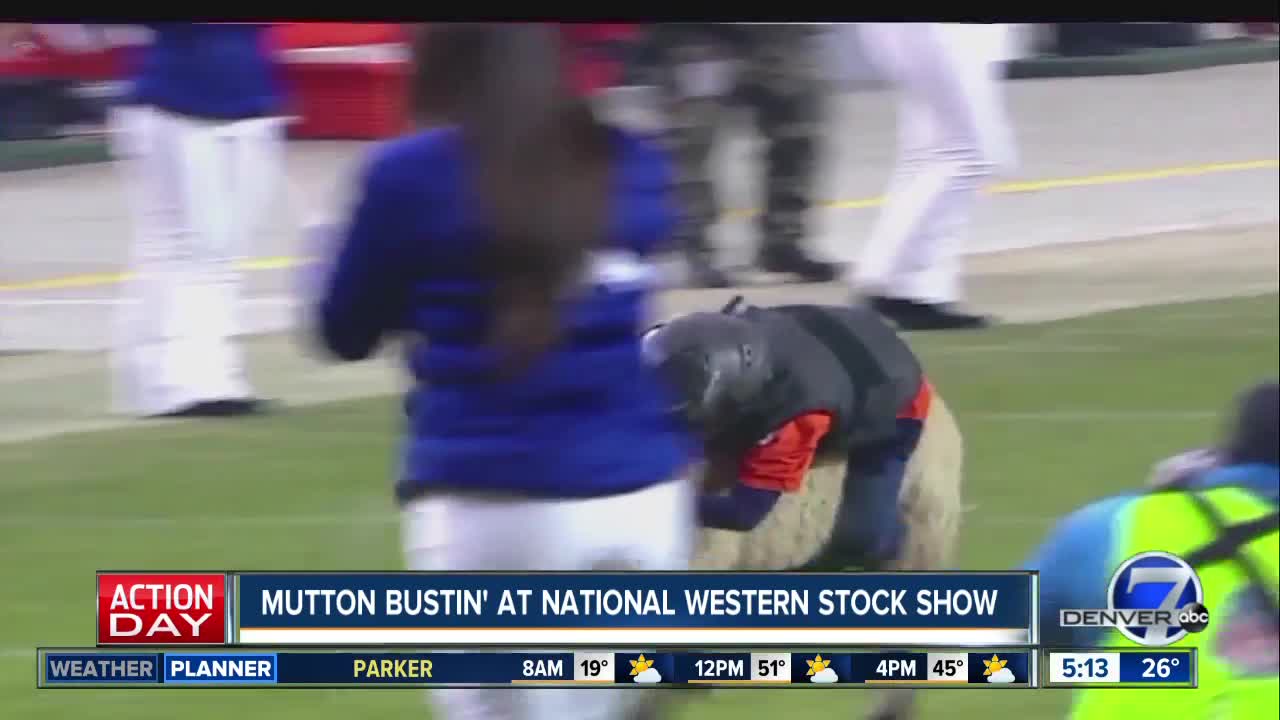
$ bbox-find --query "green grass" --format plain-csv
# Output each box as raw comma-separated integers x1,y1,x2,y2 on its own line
2,294,1276,719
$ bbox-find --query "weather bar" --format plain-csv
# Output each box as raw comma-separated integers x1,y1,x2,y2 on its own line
38,649,1037,689
1042,648,1197,688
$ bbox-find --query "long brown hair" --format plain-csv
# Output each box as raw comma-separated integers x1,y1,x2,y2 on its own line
410,24,612,374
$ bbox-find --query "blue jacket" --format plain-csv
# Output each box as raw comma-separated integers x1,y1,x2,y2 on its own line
1026,462,1279,647
318,126,697,501
132,24,282,120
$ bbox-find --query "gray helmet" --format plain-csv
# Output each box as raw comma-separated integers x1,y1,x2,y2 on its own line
1225,380,1278,466
641,308,774,433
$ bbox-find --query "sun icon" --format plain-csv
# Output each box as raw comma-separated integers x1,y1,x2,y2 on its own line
982,654,1008,677
806,654,831,676
629,654,655,677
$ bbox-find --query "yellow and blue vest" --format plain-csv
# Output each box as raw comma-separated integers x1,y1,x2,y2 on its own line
1028,463,1278,720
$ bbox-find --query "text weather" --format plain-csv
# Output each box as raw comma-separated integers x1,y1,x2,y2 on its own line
45,654,159,683
52,657,150,678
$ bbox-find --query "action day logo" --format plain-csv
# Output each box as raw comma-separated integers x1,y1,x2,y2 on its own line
1061,551,1211,647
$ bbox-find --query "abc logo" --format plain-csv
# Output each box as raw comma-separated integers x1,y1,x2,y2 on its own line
1109,551,1209,647
1178,602,1211,633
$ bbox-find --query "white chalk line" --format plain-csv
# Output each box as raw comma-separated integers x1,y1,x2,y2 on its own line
1050,327,1277,339
4,284,1275,312
0,296,300,307
964,410,1217,422
0,408,1217,456
0,512,395,529
0,500,1049,534
928,343,1123,355
0,511,1061,532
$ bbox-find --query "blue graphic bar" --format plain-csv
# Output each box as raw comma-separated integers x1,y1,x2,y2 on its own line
233,571,1036,647
1043,648,1197,688
39,648,1038,688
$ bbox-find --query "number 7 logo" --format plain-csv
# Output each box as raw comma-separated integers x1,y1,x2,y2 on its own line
1109,551,1204,646
1127,566,1195,614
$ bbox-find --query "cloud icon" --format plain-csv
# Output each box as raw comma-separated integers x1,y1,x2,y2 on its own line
987,667,1016,684
810,667,838,684
634,668,662,684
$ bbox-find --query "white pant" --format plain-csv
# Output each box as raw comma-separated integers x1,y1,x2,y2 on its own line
853,23,1016,305
109,106,284,416
402,473,697,720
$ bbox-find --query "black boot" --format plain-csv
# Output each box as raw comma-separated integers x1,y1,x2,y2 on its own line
1055,23,1129,56
152,398,272,419
684,251,734,289
757,243,840,283
866,296,993,331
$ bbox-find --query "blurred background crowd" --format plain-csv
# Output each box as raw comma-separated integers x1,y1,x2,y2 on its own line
1,23,1276,143
0,21,1276,414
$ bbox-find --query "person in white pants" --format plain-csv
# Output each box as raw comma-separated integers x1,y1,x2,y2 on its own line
109,23,284,416
316,25,701,720
852,23,1016,330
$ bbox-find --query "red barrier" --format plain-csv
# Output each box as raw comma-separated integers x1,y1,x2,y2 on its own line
563,24,640,96
271,23,406,49
280,23,643,137
267,24,408,139
284,53,409,140
2,23,643,140
0,40,128,81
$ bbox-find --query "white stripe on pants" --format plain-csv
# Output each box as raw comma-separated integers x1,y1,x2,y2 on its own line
109,105,284,416
402,471,697,720
853,23,1016,305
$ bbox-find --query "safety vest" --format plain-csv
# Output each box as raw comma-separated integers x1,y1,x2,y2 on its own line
1071,485,1279,720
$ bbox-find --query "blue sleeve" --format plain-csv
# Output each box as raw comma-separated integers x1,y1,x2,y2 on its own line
1194,464,1280,505
624,132,680,257
316,152,411,362
1024,495,1133,648
698,485,781,531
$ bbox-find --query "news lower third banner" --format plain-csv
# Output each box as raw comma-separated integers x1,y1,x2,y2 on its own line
40,648,1042,689
95,571,1037,647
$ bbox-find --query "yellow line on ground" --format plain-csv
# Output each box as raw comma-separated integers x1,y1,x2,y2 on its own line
3,158,1276,294
0,256,314,293
728,158,1280,217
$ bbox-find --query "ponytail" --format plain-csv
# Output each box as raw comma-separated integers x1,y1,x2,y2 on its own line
411,25,611,374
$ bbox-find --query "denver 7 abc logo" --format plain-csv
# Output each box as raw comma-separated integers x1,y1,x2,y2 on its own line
1060,551,1212,647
